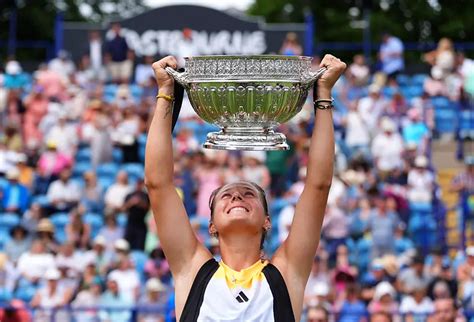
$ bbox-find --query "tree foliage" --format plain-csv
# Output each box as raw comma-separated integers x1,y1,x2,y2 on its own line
248,0,473,44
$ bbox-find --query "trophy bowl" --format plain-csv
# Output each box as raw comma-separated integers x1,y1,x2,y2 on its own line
166,55,325,151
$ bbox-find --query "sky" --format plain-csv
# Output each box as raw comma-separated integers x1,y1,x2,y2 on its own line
144,0,254,11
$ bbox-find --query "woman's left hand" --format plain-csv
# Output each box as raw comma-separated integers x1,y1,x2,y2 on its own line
317,54,347,98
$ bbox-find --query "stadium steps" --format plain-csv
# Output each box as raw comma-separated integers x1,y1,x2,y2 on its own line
437,169,461,257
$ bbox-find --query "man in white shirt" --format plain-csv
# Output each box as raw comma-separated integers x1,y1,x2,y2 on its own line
17,239,56,282
104,170,133,211
371,117,404,175
48,50,75,78
107,256,140,302
379,32,404,77
357,84,389,136
47,168,81,213
45,114,78,157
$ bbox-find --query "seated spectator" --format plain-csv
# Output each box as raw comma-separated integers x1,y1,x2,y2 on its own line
137,278,167,322
407,155,434,204
48,50,75,79
399,281,434,321
35,63,68,101
71,277,103,322
47,168,81,214
428,298,465,322
30,268,73,322
371,117,404,177
45,114,78,157
98,213,124,252
104,171,132,212
423,68,448,97
99,278,132,322
343,103,371,159
0,252,18,294
108,257,140,302
336,283,368,322
348,54,370,86
112,107,140,163
81,171,104,213
423,38,456,80
1,167,30,214
5,225,31,264
55,242,83,279
83,235,111,276
35,218,60,254
65,206,91,250
3,123,23,152
450,156,474,199
402,108,429,153
367,195,401,258
306,304,329,322
144,247,171,284
241,151,271,192
37,140,72,178
394,223,415,256
279,32,303,56
16,153,34,189
368,282,399,317
135,55,155,86
16,239,55,283
398,254,431,294
321,205,349,264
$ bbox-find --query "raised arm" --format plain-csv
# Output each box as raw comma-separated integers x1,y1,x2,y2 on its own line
145,56,211,277
273,55,346,281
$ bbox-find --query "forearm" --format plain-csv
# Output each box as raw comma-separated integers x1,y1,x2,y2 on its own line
144,91,175,188
306,88,334,189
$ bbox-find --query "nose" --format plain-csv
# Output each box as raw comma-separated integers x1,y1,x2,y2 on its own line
231,191,243,201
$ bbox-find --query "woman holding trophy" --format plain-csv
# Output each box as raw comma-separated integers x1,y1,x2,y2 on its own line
145,54,346,321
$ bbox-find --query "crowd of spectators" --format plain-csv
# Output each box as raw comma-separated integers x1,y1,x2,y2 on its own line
0,26,472,321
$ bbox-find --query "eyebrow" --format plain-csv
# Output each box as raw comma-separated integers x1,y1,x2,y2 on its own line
218,186,256,196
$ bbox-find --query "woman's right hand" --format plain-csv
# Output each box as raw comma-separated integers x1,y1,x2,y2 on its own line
152,56,178,94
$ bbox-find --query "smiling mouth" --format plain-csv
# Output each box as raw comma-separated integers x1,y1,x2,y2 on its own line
227,206,249,214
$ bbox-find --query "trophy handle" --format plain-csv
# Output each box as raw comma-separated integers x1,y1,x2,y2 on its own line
165,67,190,88
302,67,327,85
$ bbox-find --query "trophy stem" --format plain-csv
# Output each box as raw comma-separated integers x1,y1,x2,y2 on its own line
203,127,289,151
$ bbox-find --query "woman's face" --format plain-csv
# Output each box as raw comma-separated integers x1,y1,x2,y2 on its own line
210,182,269,237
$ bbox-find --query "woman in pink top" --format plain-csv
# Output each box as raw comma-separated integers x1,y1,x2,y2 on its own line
23,86,49,145
37,141,72,177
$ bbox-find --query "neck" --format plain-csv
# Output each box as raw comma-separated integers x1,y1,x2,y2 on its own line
219,233,262,271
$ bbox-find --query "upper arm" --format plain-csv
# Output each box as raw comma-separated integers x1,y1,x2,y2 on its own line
148,185,211,277
272,184,330,282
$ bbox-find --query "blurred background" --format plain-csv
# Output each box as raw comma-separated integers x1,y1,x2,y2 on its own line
0,0,472,321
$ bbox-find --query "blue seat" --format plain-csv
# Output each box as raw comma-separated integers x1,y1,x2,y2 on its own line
130,250,148,282
0,288,13,303
459,110,474,139
0,234,11,250
112,148,123,164
84,213,104,238
0,213,20,230
412,74,428,86
117,212,128,228
123,163,144,180
14,285,37,302
98,176,115,190
32,194,50,207
431,96,451,110
137,134,147,147
76,148,91,163
96,163,120,177
396,74,411,86
50,213,70,229
73,161,92,178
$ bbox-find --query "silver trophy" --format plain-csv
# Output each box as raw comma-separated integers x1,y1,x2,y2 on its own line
166,55,325,151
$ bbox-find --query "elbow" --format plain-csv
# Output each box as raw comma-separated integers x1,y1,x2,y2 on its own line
144,176,165,191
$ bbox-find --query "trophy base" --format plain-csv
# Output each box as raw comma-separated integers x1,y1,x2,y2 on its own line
203,128,289,151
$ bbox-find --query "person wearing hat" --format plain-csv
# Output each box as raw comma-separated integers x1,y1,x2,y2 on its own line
30,267,73,321
4,225,30,263
46,167,81,214
98,277,132,322
1,167,30,214
15,153,34,188
3,60,28,90
368,281,398,317
371,117,404,177
357,83,388,134
146,55,346,321
137,278,167,322
36,218,60,254
407,155,434,204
